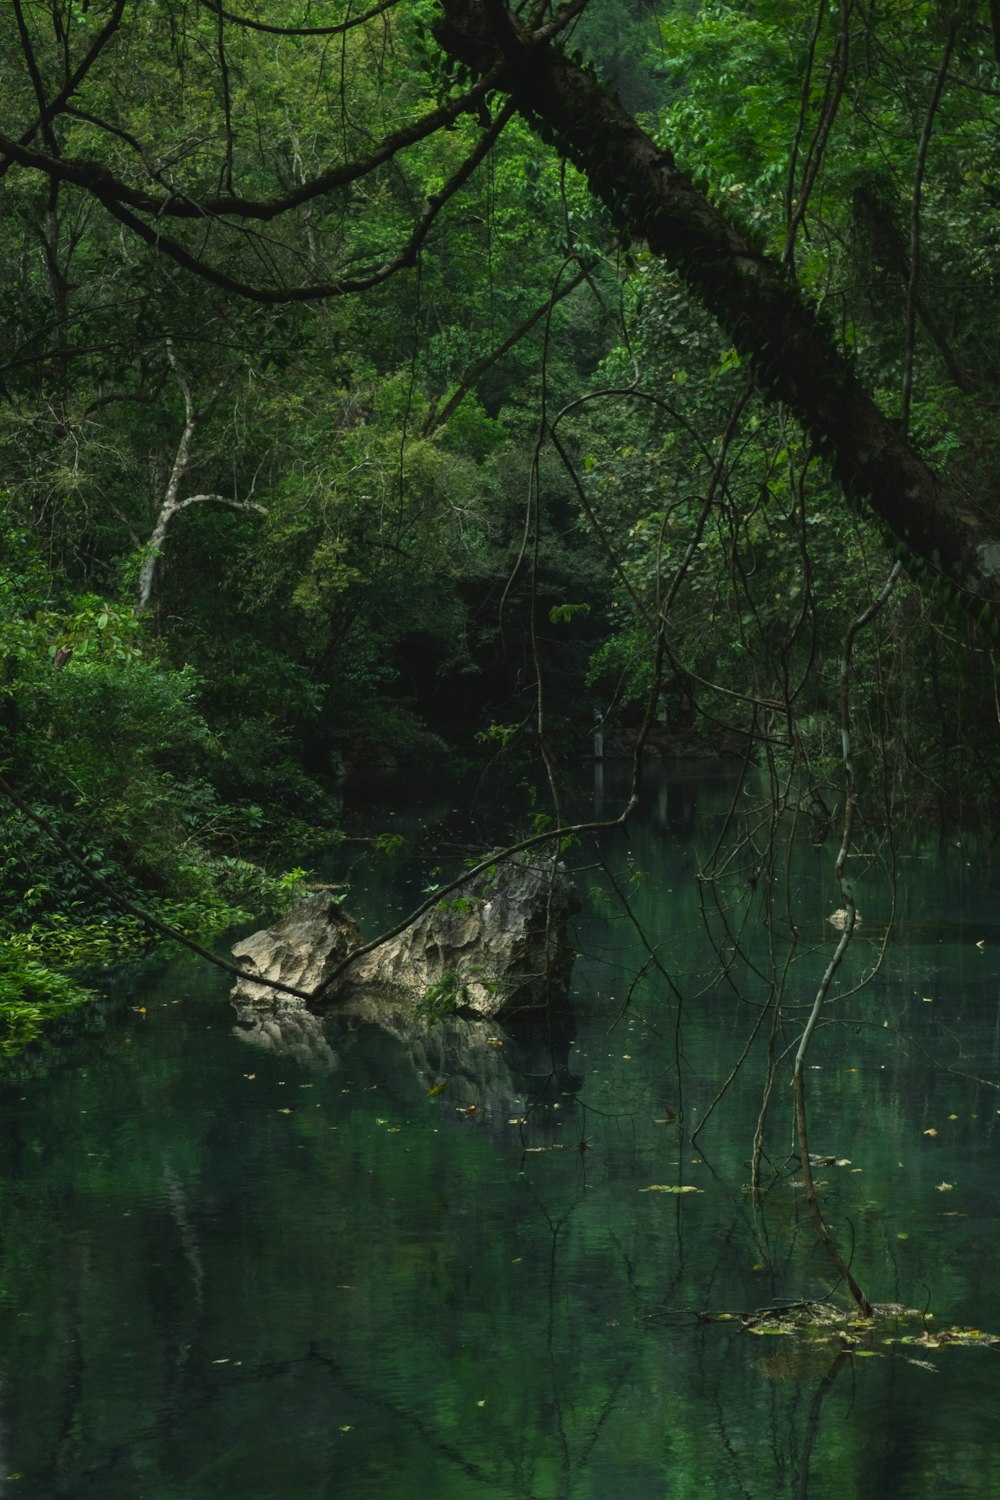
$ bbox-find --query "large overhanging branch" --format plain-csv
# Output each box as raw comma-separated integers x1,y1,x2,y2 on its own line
195,0,403,36
0,73,502,221
435,1,1000,622
91,98,514,305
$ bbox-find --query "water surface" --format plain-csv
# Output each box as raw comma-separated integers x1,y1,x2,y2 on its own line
1,763,998,1498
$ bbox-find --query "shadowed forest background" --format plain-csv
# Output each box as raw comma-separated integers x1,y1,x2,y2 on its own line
1,0,999,1033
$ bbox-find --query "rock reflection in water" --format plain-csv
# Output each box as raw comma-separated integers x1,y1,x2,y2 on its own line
231,989,580,1136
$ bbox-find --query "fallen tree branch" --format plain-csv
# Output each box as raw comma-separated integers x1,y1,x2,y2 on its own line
790,560,902,1315
0,770,317,1001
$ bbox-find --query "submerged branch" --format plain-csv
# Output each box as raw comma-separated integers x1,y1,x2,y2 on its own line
790,560,901,1315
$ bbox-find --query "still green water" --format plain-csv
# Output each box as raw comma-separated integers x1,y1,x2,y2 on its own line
1,763,999,1498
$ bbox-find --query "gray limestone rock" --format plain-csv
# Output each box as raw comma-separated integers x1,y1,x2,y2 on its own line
231,891,362,1007
230,855,579,1020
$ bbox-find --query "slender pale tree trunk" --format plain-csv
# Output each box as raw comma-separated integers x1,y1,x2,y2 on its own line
137,341,265,613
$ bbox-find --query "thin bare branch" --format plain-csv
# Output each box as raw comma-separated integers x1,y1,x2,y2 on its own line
0,0,127,182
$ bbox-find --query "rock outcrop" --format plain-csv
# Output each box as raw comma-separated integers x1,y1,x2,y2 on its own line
231,892,362,1006
230,854,580,1021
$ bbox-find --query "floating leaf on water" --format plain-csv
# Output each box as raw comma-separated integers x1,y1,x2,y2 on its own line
828,908,862,929
639,1184,703,1194
936,1182,954,1192
948,1114,958,1120
426,1078,450,1098
923,1128,938,1136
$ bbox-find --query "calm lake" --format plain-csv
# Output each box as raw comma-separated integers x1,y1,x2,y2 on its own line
2,760,999,1498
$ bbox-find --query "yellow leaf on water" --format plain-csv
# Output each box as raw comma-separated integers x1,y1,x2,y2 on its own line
639,1184,703,1194
427,1078,450,1098
935,1182,954,1191
923,1128,938,1136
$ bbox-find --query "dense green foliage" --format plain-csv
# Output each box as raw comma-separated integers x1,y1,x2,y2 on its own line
1,0,999,1042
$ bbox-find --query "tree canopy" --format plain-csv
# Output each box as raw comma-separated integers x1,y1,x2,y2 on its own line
5,2,1000,605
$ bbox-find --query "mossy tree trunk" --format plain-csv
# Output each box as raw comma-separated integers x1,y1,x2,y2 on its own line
436,1,1000,624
